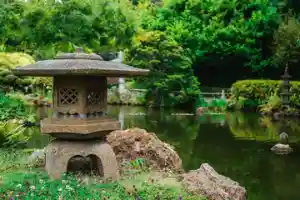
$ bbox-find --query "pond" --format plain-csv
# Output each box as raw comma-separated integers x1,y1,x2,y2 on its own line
10,106,300,200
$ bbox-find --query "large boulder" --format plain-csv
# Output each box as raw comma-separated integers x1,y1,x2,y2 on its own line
106,128,183,172
181,163,247,200
27,148,46,167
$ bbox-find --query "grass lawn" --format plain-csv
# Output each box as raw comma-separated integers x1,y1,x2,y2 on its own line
0,148,205,200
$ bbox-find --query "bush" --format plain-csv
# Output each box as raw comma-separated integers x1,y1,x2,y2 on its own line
0,53,51,93
0,92,32,121
227,80,300,110
273,11,300,67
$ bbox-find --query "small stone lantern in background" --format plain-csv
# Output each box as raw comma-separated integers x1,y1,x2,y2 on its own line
13,47,149,179
280,65,292,107
271,132,293,155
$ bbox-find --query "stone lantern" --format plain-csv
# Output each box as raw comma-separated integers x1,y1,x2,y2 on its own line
280,65,292,107
13,48,149,179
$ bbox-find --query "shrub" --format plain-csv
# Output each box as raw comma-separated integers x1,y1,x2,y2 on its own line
0,92,31,121
228,80,300,110
0,92,37,147
258,93,281,113
0,53,51,93
273,11,300,67
195,95,227,113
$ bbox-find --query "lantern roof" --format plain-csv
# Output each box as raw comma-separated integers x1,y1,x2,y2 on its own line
12,48,149,77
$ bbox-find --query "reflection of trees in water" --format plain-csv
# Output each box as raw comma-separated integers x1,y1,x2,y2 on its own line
189,118,300,200
197,114,226,126
106,107,300,200
108,106,200,170
268,153,300,199
142,111,200,170
227,112,300,143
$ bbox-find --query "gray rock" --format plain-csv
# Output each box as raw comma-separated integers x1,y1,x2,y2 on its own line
181,163,247,200
271,143,293,155
27,148,46,167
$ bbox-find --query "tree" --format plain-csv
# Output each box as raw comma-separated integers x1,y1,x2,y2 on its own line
125,31,200,107
273,11,300,68
0,0,138,59
138,0,281,86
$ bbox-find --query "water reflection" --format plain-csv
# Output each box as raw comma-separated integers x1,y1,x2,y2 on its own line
107,106,300,200
4,105,300,200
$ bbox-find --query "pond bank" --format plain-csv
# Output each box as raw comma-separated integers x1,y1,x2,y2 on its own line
1,128,248,200
2,106,300,199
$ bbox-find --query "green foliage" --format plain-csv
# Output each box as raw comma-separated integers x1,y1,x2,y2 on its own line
0,171,203,200
0,92,33,121
273,11,300,66
210,98,227,108
0,149,203,200
0,0,138,59
0,121,39,148
0,0,298,106
0,92,37,147
195,95,227,113
125,31,200,107
141,0,280,73
195,95,209,108
228,79,300,110
0,149,30,172
125,158,146,170
259,93,281,113
0,52,51,93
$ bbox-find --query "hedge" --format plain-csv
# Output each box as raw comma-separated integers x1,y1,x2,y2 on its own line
229,80,300,109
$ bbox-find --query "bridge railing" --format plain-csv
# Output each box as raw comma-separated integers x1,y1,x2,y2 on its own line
111,88,232,99
200,91,231,98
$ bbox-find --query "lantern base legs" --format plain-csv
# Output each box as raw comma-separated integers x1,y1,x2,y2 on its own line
45,139,119,180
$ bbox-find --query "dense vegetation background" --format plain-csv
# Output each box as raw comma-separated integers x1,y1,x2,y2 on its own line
0,0,300,107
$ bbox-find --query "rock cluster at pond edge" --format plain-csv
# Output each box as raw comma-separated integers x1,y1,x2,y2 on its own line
27,128,247,200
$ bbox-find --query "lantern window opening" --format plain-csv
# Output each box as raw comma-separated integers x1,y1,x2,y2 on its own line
58,88,79,105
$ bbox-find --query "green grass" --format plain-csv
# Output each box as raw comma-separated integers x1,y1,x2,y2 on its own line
0,149,205,200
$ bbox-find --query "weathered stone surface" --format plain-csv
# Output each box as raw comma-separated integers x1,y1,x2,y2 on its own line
271,143,293,155
181,163,247,200
27,148,46,167
106,128,183,172
41,117,120,136
45,139,119,180
26,128,183,173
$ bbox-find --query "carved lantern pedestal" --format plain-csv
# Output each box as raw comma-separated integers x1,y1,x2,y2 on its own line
45,139,119,180
13,48,149,179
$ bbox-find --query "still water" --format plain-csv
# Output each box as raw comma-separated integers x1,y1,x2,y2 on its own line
26,106,300,200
